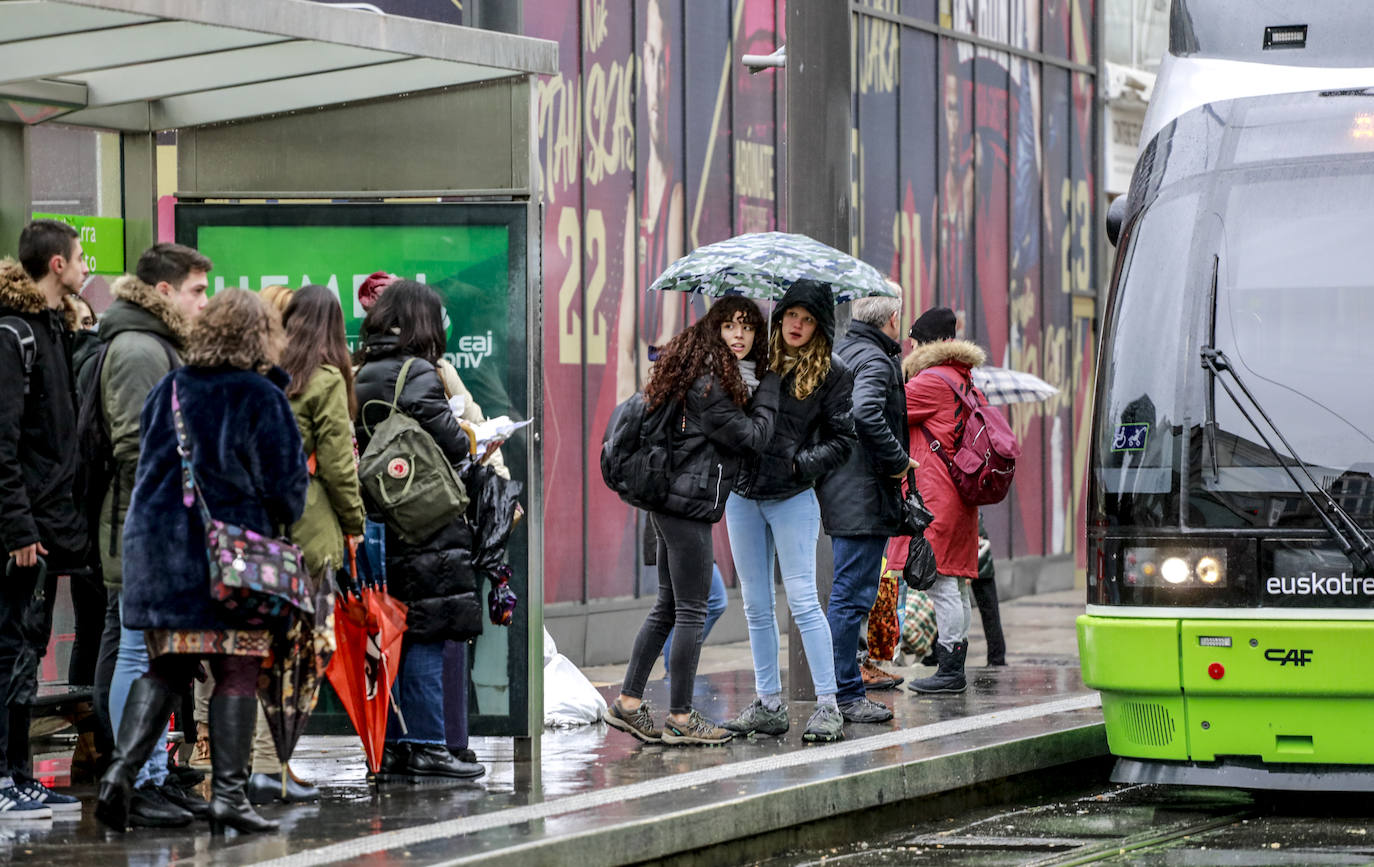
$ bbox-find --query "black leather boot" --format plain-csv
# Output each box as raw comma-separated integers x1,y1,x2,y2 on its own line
404,744,485,779
206,696,279,835
247,770,320,805
908,641,968,694
96,677,184,831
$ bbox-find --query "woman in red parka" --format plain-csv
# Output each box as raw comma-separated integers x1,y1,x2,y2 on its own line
885,307,986,693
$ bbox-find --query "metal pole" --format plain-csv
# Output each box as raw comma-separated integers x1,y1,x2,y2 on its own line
120,132,156,262
0,122,31,257
785,0,852,702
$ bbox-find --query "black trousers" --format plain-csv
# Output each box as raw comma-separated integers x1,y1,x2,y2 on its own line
621,512,713,714
66,567,106,687
970,577,1006,665
0,562,53,778
93,591,121,753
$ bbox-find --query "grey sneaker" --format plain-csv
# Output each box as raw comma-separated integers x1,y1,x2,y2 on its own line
802,704,845,743
838,696,894,723
661,710,734,745
722,699,790,736
604,700,662,743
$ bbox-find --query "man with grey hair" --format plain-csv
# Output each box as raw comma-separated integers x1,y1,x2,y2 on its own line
816,294,914,724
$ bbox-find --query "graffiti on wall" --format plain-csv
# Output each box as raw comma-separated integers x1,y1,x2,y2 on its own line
535,0,1096,603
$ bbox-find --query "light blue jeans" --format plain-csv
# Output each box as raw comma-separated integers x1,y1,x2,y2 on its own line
111,594,169,788
725,489,837,698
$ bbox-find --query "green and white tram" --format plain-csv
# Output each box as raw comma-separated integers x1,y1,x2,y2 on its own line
1078,1,1374,790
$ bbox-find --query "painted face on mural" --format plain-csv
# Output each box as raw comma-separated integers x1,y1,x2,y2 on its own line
720,310,756,360
944,71,962,150
781,306,817,348
643,0,671,156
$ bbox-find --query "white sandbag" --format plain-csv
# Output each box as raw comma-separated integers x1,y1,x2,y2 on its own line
544,653,607,728
543,628,558,666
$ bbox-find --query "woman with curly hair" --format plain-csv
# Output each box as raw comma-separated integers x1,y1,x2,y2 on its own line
719,280,857,744
605,296,780,745
97,289,308,834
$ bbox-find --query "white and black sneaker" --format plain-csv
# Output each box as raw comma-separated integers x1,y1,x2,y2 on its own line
0,778,52,819
14,778,81,815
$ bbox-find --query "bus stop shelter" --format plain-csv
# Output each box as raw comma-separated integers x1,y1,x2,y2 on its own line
0,0,555,757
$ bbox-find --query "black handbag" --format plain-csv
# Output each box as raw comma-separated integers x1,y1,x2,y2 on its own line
898,470,939,591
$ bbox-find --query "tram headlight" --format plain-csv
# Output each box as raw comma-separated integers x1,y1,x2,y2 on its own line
1160,557,1190,584
1196,556,1223,585
1122,548,1228,588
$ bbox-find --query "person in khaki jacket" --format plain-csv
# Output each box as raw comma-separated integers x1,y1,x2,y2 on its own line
246,285,366,804
88,243,209,827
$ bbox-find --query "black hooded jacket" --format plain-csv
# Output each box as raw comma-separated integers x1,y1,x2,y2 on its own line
355,333,481,643
815,319,910,537
733,280,856,501
655,366,780,523
0,259,83,564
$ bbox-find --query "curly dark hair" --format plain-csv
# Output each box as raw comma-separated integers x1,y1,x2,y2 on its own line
644,295,766,411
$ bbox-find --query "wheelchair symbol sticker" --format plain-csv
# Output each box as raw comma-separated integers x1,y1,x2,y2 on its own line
1112,423,1150,452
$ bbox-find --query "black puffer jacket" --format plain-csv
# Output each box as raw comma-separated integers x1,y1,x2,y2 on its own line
0,259,84,566
355,335,481,643
734,281,857,501
656,367,780,523
816,320,910,537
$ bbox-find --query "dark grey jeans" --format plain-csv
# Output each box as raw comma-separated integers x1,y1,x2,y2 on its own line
621,512,713,714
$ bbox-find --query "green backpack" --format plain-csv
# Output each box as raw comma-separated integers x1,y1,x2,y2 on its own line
359,358,469,544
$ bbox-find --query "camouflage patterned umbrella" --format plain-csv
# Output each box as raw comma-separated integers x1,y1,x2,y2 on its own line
648,232,896,304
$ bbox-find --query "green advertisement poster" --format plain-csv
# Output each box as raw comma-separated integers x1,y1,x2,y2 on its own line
31,212,124,275
195,221,513,420
177,203,531,737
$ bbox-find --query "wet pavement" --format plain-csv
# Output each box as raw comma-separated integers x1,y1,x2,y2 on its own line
0,589,1099,864
6,664,1101,866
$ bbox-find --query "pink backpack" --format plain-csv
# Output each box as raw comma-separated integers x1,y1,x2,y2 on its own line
918,370,1020,506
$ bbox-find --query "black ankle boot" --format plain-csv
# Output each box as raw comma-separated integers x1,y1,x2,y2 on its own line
405,744,485,779
206,696,279,835
908,641,968,694
96,678,179,831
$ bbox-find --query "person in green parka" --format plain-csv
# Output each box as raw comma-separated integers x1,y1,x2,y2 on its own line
245,284,366,805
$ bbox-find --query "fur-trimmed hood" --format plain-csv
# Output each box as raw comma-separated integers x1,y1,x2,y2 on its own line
0,258,83,330
0,258,50,316
104,274,192,346
902,338,986,380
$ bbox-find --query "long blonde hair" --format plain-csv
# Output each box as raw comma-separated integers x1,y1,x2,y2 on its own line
769,327,832,401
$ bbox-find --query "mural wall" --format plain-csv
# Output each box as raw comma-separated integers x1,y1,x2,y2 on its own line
529,0,1097,604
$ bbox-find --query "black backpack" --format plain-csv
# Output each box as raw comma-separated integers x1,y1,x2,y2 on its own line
0,317,36,394
74,334,178,557
600,392,681,511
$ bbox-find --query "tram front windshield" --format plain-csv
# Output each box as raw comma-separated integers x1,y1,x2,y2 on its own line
1097,130,1374,534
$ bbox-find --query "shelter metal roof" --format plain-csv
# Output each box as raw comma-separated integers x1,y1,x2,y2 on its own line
0,0,558,131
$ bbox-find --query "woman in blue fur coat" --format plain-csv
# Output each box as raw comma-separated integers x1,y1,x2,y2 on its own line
97,289,308,835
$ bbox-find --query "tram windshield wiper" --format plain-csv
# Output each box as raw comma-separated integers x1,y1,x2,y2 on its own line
1201,346,1374,571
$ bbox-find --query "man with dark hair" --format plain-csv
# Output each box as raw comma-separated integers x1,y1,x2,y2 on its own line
87,242,208,827
816,294,913,726
0,221,88,817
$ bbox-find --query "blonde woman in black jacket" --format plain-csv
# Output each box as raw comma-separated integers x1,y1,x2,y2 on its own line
722,280,856,744
605,297,779,745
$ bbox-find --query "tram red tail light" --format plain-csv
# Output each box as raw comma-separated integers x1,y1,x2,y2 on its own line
1208,663,1225,680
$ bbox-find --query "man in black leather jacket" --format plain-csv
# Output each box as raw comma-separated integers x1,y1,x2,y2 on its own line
816,294,913,724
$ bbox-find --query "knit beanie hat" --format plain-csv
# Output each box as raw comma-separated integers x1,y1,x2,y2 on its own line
909,306,957,344
358,271,398,312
